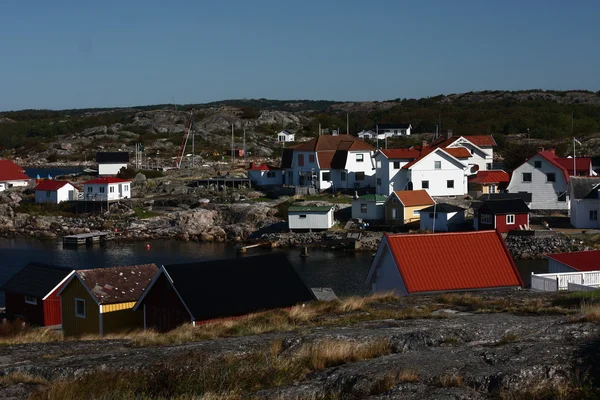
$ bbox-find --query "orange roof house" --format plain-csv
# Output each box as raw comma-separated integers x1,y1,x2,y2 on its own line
366,231,523,295
384,190,435,225
469,170,510,194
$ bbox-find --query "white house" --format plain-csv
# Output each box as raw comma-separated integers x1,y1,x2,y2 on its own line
280,135,376,191
506,150,594,210
569,176,600,229
34,180,79,204
430,133,497,171
419,203,466,232
375,147,471,197
82,177,132,201
0,160,30,191
288,206,334,231
351,194,386,221
277,130,295,143
96,152,130,176
357,130,386,141
373,124,412,137
247,164,282,187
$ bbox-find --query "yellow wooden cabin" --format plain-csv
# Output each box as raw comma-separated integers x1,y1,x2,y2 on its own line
59,264,158,337
384,190,435,226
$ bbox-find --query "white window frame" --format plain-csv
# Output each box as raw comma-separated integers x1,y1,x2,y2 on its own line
109,186,115,193
447,180,454,188
393,161,400,169
489,185,497,194
356,154,364,163
434,161,441,169
506,214,515,225
25,296,37,305
413,209,420,216
75,298,86,318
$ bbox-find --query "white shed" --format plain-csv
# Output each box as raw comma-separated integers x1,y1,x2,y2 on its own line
288,206,334,231
247,164,282,187
351,194,386,221
277,130,295,143
34,180,79,204
419,203,466,232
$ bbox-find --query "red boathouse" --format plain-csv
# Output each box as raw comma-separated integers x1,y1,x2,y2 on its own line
474,199,531,233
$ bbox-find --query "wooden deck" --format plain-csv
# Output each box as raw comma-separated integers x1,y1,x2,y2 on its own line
63,231,113,246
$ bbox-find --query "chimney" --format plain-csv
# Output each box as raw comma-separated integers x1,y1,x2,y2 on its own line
549,148,556,155
422,141,429,148
446,129,453,140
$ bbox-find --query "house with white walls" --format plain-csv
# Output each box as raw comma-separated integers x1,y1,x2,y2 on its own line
419,203,466,232
357,130,386,141
277,130,295,143
373,149,421,196
0,160,30,191
372,124,412,137
81,177,132,201
96,152,130,176
34,180,79,204
247,164,282,187
429,132,497,172
569,177,600,229
506,150,594,210
280,135,376,191
288,206,334,231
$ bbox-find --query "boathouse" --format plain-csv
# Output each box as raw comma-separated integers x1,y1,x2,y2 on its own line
288,206,335,231
545,250,600,273
134,254,315,332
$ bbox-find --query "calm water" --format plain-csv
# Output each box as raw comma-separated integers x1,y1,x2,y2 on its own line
24,167,83,179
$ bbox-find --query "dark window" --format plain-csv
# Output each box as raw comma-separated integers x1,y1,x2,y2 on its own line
393,161,400,169
356,172,365,181
309,155,315,163
422,180,429,189
75,298,86,318
266,171,276,178
522,173,532,182
298,154,304,167
447,180,454,188
434,161,441,169
360,203,367,213
376,178,381,186
356,154,364,162
591,210,598,221
534,160,542,168
299,215,307,219
546,173,555,182
322,172,330,181
557,192,567,202
341,171,346,181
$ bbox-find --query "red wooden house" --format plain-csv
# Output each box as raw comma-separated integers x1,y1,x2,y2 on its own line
134,253,315,332
474,199,530,233
1,263,74,326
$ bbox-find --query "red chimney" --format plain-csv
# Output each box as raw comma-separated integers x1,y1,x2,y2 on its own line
549,148,556,155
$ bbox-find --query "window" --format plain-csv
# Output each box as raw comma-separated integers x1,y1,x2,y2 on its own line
522,173,532,182
434,161,441,169
298,154,304,166
25,296,37,305
377,178,381,186
590,210,598,221
75,298,86,318
489,185,497,194
356,172,365,181
422,180,429,189
266,171,276,178
393,161,400,169
486,163,493,170
341,171,346,181
546,173,556,182
392,208,399,220
360,203,367,213
506,214,515,224
299,215,307,219
309,155,315,163
557,192,567,202
109,186,115,193
124,185,129,192
447,180,454,188
413,210,420,216
99,187,105,193
534,160,542,168
87,186,93,193
376,160,381,168
322,172,330,181
481,214,493,224
46,191,51,197
356,154,364,162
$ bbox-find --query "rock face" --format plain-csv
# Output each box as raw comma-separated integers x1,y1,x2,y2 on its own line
505,234,581,259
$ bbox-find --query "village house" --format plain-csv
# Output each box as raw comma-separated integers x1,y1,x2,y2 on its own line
569,176,600,229
34,180,79,204
1,263,74,327
365,231,523,295
58,264,157,337
506,149,594,210
384,190,434,225
478,192,532,208
276,130,295,142
468,170,510,196
288,206,334,231
280,135,376,191
351,194,387,221
372,124,412,137
96,152,130,176
546,250,600,273
0,159,30,191
133,254,315,332
429,132,497,172
247,163,282,187
82,177,132,201
419,203,466,232
357,130,386,141
473,199,530,233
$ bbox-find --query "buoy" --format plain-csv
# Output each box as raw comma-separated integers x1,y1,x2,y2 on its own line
146,243,150,250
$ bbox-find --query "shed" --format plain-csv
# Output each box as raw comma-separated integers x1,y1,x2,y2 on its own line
288,206,334,231
0,159,30,190
569,177,600,229
545,250,600,273
34,180,79,204
419,203,466,232
474,199,530,233
58,264,157,336
134,254,315,332
365,231,523,295
384,190,434,225
1,263,74,326
247,163,283,187
351,194,387,221
96,152,130,176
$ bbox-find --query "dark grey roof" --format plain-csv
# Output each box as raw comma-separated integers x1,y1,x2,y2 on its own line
1,262,73,298
163,253,315,321
479,199,530,215
420,203,465,213
478,192,532,203
372,124,411,130
96,152,130,164
570,176,600,199
591,156,600,167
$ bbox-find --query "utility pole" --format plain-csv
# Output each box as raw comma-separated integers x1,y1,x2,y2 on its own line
231,124,235,164
318,123,321,136
243,124,247,164
191,110,195,168
346,113,349,135
376,125,379,149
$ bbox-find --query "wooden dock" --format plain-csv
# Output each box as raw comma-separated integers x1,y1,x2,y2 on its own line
236,241,277,254
63,231,113,246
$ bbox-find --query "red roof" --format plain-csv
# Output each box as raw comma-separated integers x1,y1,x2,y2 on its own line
382,231,523,294
545,250,600,272
84,177,131,185
534,151,592,182
380,149,421,159
34,180,74,191
444,147,472,158
393,190,434,207
0,160,29,182
401,147,467,170
469,170,510,184
432,135,497,148
247,164,280,171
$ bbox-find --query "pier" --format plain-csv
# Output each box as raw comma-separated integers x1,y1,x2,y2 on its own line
63,231,113,246
235,241,277,254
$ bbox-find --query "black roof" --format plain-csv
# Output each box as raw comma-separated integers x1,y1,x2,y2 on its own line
570,176,600,199
477,192,532,203
162,253,315,321
420,203,465,213
372,124,411,130
1,262,73,299
478,199,530,215
591,156,600,167
280,148,294,169
96,152,130,163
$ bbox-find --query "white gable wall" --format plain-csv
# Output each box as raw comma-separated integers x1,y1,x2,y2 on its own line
98,163,128,176
344,151,376,189
409,151,467,196
374,153,413,196
83,182,131,201
35,184,77,204
448,140,494,171
570,198,600,229
288,210,334,230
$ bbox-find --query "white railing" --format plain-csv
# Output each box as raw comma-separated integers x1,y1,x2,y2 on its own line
531,271,600,292
567,282,600,292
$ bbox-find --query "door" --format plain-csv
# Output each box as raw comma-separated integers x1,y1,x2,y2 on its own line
68,190,74,200
118,184,123,198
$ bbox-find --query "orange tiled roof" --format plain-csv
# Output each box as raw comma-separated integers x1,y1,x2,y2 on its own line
469,170,510,184
380,149,421,159
384,231,523,294
443,147,471,158
393,189,434,207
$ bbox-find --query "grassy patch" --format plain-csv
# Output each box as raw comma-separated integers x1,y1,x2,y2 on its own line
133,207,160,219
496,332,520,346
299,194,352,204
0,320,62,346
437,373,464,388
0,372,48,386
552,290,600,308
437,293,571,316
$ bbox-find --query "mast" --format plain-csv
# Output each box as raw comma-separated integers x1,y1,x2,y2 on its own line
243,124,247,164
231,124,235,164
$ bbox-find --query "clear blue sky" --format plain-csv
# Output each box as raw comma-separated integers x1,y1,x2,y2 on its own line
1,0,599,111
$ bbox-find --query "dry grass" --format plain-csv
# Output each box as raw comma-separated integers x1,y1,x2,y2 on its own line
298,338,391,370
0,372,48,386
578,302,600,322
497,332,520,346
398,369,420,383
437,373,464,388
0,320,63,346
